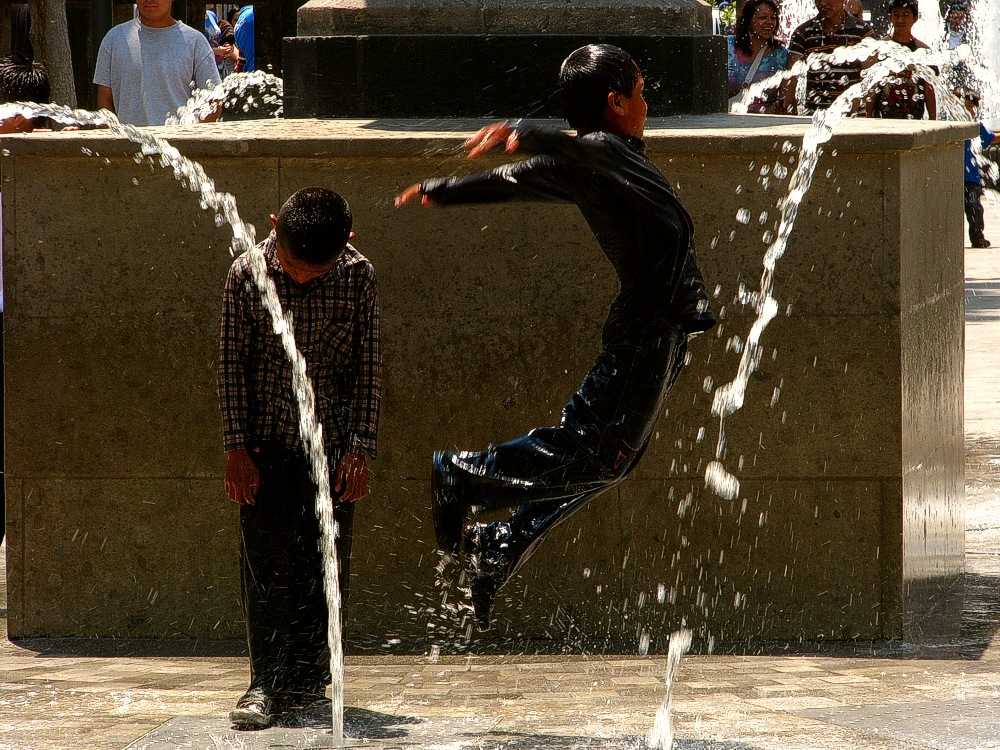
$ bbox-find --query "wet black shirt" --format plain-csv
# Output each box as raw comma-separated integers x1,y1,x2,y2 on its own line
420,124,715,344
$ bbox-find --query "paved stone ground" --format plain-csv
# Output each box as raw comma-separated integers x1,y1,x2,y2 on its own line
3,201,1000,750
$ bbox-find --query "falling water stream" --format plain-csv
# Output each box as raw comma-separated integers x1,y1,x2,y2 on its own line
708,38,980,501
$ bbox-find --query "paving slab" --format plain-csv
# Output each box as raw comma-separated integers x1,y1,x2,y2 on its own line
795,699,1000,750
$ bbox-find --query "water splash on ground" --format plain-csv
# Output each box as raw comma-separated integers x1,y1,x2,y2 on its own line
647,629,693,750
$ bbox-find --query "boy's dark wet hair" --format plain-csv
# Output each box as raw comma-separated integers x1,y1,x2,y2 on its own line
558,44,641,132
0,55,50,104
276,187,352,265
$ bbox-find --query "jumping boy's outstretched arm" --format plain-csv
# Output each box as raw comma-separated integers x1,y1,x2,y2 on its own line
395,121,529,207
395,120,607,209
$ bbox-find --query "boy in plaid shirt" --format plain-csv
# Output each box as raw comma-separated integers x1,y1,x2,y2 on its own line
218,187,381,727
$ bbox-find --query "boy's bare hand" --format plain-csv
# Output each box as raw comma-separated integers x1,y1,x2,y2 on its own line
465,121,519,159
394,183,432,208
225,449,259,505
334,452,369,502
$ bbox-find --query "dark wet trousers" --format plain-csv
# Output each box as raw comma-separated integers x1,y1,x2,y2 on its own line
965,181,987,243
239,444,354,697
439,327,688,580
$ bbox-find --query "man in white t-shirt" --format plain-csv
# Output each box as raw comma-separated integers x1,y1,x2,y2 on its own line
94,0,221,126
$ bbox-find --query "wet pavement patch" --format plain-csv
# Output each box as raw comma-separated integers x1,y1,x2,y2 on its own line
794,699,1000,750
124,711,760,749
125,709,499,749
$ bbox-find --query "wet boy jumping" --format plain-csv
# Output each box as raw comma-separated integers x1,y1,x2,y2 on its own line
396,44,715,631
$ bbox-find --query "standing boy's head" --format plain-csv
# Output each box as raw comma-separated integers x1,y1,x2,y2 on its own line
558,44,646,138
270,188,353,281
275,187,353,263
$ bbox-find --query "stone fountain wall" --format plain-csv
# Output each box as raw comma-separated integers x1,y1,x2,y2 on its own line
1,116,971,648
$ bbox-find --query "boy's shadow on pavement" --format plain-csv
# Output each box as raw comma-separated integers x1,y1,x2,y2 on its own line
280,712,761,748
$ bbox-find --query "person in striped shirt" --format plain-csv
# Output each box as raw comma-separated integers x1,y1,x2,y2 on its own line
783,0,874,114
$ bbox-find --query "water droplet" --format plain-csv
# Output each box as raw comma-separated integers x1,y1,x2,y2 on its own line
762,230,774,243
710,235,719,249
826,168,834,178
759,164,770,176
639,632,651,656
758,211,768,225
735,184,743,194
705,461,740,500
703,376,713,393
131,177,139,186
736,208,751,224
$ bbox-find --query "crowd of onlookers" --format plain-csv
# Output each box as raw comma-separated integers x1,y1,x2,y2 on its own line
727,0,995,247
205,5,255,80
726,0,972,117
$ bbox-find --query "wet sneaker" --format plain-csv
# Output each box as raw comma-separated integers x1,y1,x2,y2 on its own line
972,237,992,248
230,687,277,729
465,523,512,632
431,452,468,556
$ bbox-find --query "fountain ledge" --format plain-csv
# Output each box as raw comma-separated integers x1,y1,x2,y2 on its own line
6,116,977,159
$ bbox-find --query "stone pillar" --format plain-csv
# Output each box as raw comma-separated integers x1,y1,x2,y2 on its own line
282,0,727,118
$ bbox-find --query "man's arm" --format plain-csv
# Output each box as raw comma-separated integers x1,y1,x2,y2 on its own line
924,83,937,121
96,85,116,114
193,32,223,123
93,31,117,115
783,44,806,115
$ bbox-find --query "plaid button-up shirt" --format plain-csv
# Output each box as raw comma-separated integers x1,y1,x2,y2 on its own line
217,232,382,459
